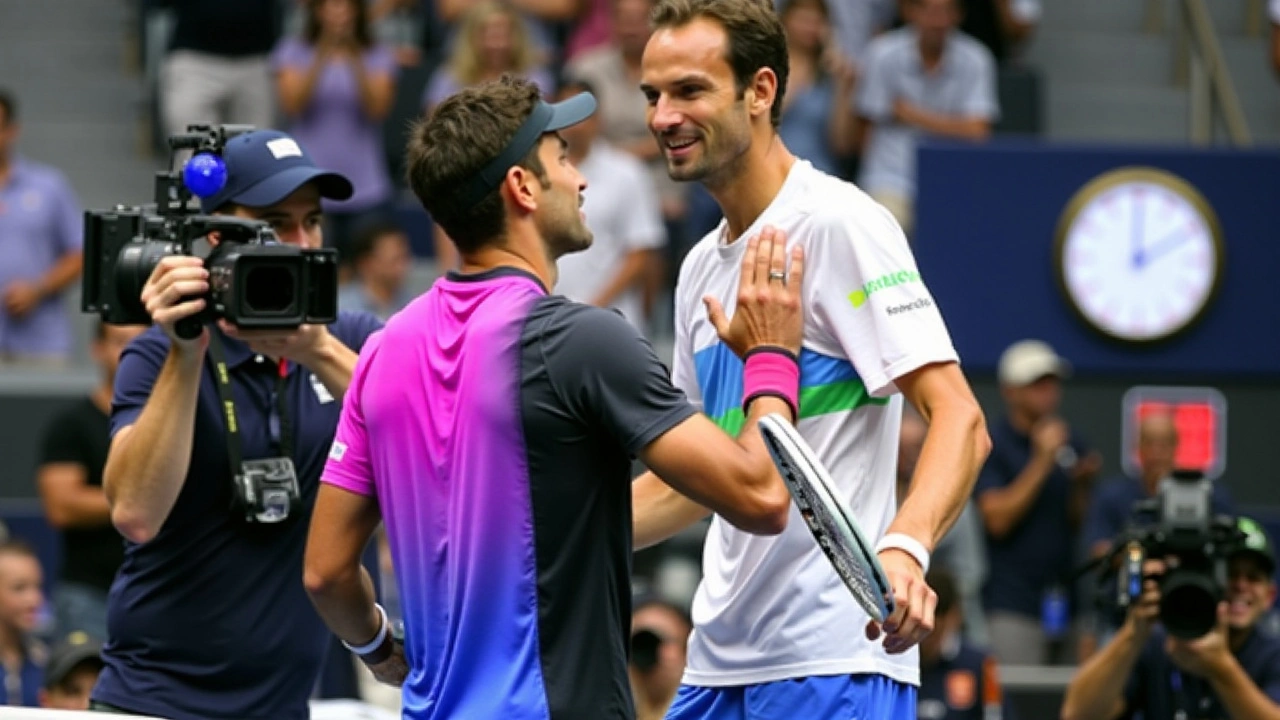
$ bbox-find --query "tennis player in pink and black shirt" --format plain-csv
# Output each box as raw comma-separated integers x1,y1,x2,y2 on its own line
302,75,810,720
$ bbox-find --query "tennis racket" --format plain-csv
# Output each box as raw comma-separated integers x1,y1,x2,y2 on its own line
758,413,895,623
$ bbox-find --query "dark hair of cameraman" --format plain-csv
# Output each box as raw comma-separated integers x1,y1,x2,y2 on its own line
1062,516,1280,720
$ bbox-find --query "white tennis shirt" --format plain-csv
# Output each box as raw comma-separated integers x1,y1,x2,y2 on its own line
671,160,959,687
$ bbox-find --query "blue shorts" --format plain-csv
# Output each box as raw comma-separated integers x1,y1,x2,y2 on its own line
664,674,916,720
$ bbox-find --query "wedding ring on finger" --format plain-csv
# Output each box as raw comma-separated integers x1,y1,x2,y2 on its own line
768,271,786,282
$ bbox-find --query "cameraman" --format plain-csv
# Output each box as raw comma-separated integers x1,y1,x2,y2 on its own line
1061,517,1280,720
630,598,692,720
90,130,383,719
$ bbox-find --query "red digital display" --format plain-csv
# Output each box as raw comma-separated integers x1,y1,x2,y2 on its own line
1133,402,1218,471
1123,387,1227,479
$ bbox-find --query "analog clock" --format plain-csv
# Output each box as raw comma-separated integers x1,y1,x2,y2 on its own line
1054,167,1225,344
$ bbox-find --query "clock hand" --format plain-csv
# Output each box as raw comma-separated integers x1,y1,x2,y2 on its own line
1139,228,1194,267
1130,192,1145,268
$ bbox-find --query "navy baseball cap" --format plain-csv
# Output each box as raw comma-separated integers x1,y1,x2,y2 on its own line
455,92,597,208
199,130,353,213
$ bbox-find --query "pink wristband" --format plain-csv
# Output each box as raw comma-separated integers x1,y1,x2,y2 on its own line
742,347,800,420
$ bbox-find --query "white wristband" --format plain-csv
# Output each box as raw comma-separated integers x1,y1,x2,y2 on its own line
875,533,931,574
342,604,389,656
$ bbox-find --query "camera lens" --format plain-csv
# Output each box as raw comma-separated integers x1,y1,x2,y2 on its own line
1160,568,1220,639
630,629,663,672
243,264,298,314
116,241,180,318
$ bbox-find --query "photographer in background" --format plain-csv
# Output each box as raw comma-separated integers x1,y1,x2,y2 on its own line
90,129,383,720
629,598,692,720
1079,411,1235,659
1061,516,1280,720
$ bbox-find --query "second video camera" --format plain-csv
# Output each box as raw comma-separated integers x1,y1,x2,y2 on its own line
1104,470,1245,639
81,124,339,339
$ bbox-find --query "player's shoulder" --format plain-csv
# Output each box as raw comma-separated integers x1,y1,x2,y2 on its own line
788,164,902,242
530,294,641,343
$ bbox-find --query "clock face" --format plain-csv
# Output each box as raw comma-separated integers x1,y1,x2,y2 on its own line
1057,169,1224,343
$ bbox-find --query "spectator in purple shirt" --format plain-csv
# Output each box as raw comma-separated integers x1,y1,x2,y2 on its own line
274,0,399,266
0,90,84,363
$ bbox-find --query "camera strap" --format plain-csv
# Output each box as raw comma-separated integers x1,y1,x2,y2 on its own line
207,334,293,476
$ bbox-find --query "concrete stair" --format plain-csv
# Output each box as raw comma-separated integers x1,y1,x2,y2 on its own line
1023,0,1280,146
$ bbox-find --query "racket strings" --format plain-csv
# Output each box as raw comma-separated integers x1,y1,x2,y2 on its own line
788,471,882,619
761,415,894,622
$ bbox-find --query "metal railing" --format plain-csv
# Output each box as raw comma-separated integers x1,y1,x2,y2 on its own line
1149,0,1254,145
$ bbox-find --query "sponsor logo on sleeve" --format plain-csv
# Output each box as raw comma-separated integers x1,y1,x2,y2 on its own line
328,441,347,462
847,270,922,308
886,297,934,315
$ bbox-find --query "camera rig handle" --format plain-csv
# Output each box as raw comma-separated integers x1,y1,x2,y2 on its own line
174,315,204,341
169,216,274,340
168,124,256,153
181,216,273,245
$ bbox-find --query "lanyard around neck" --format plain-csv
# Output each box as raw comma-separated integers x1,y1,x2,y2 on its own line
206,334,293,471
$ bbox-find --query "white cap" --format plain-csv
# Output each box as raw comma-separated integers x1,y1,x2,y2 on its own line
997,340,1072,387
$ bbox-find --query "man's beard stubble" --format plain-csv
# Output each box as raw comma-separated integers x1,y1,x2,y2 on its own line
663,117,753,191
540,199,593,259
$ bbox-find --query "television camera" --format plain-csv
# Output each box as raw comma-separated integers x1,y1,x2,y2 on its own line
80,124,338,339
1095,470,1246,639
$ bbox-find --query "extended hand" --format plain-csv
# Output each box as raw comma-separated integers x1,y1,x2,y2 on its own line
865,548,936,654
704,226,805,358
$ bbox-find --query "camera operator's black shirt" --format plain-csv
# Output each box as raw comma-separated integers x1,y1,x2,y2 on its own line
163,0,282,58
38,397,125,593
92,312,382,720
1123,627,1280,719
